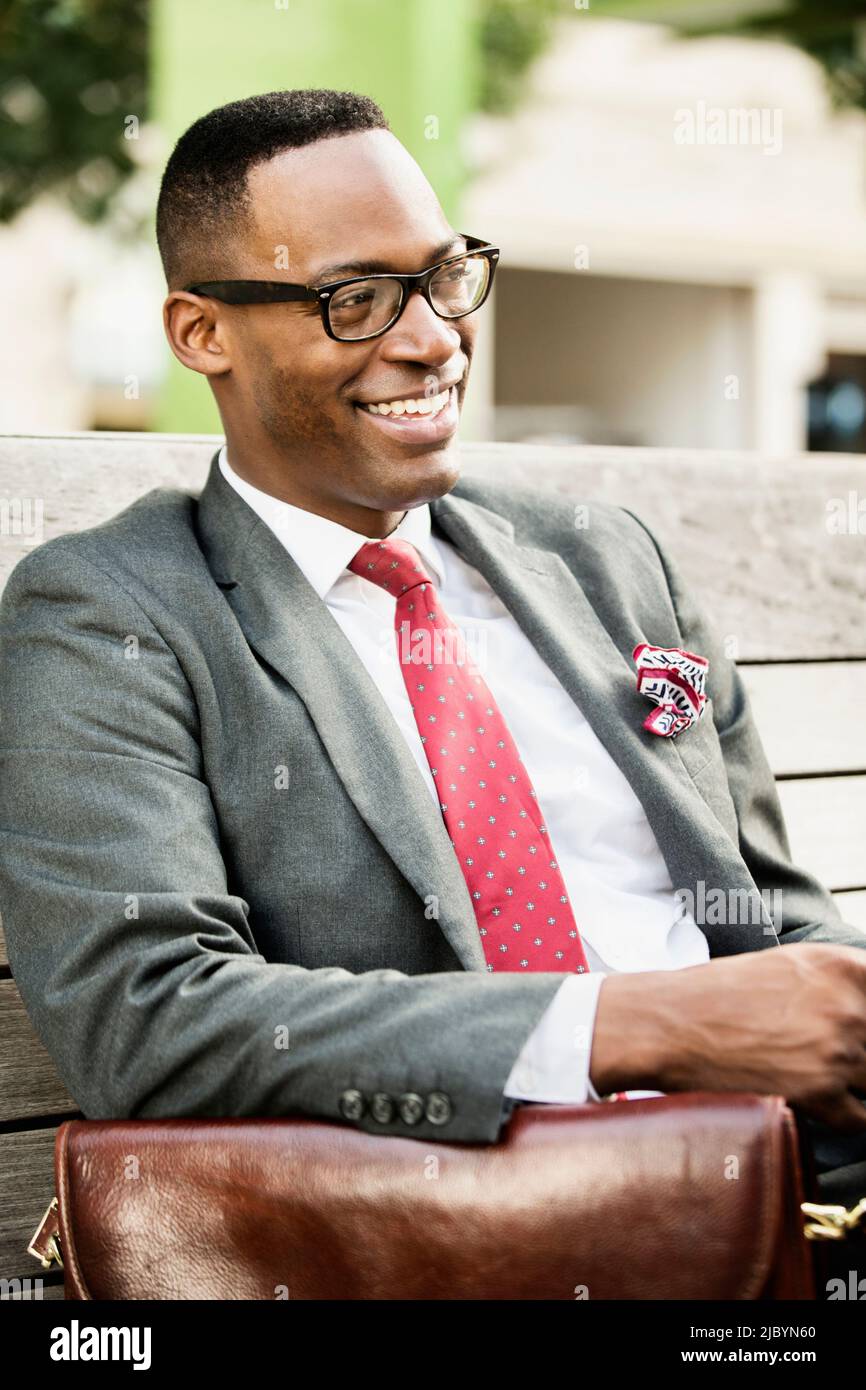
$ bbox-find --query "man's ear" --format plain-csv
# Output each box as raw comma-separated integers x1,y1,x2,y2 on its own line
163,292,232,377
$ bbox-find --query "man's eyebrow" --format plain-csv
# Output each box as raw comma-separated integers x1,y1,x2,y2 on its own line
306,235,466,287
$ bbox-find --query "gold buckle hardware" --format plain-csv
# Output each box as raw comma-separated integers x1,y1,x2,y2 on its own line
26,1196,63,1270
801,1197,866,1242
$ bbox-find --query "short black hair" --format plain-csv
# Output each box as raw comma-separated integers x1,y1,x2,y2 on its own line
156,88,390,287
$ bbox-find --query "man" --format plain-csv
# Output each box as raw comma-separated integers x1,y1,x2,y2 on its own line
1,91,866,1205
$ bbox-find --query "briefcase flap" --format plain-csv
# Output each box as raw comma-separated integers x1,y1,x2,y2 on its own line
55,1093,815,1300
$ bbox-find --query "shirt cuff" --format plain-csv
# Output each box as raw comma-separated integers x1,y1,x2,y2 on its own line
503,971,607,1104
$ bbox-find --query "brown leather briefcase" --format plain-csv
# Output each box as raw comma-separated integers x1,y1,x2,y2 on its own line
28,1093,852,1300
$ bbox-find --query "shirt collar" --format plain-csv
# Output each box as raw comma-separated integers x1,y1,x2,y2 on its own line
218,446,445,598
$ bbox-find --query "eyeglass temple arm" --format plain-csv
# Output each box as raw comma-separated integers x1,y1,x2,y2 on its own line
183,281,317,304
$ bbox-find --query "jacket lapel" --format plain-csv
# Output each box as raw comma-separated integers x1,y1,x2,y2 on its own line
429,488,773,953
196,454,769,963
196,455,486,971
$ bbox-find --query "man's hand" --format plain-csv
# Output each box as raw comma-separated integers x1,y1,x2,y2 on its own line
589,943,866,1132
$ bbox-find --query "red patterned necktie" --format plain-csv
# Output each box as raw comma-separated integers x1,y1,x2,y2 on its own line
348,536,590,977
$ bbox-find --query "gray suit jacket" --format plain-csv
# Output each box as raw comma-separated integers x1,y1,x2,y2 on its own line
0,454,859,1144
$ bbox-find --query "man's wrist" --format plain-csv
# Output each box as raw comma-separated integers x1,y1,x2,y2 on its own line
588,970,674,1095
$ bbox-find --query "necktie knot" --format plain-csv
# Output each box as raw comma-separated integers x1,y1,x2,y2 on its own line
348,538,434,598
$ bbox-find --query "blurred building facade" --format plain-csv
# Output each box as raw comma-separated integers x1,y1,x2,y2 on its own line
461,16,866,452
3,6,865,454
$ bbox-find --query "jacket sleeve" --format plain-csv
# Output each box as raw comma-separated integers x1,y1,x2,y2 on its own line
0,541,565,1143
624,510,866,951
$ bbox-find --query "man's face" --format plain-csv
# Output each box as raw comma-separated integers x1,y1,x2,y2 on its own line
207,129,479,519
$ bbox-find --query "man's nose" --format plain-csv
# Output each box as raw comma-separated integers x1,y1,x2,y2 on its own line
379,286,464,363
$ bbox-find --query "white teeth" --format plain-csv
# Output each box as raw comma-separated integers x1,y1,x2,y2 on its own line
365,388,451,417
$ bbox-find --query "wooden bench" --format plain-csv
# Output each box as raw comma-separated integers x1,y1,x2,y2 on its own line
2,431,865,1297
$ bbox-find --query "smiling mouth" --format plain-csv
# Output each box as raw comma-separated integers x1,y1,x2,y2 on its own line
358,387,452,418
352,384,460,445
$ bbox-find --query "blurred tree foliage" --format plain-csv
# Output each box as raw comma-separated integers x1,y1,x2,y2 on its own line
0,0,148,224
0,0,565,226
477,0,564,114
680,1,866,114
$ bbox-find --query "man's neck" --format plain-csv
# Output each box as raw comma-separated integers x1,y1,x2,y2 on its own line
222,450,408,538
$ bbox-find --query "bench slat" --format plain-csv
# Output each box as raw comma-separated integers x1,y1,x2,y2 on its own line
779,777,866,893
833,890,866,930
0,1127,57,1284
742,663,866,777
0,981,77,1123
466,444,866,662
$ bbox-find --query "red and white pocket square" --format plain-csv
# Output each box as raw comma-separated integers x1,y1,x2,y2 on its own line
632,641,709,739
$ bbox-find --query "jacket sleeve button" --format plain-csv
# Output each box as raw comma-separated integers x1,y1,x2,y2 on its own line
425,1091,453,1126
370,1092,395,1124
339,1088,366,1122
397,1092,425,1126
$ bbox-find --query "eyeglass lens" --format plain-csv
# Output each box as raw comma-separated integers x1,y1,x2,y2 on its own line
327,252,491,340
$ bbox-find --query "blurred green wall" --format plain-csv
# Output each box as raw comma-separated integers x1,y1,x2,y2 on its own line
150,0,480,432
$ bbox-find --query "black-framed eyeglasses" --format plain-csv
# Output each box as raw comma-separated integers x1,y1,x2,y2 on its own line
183,233,499,342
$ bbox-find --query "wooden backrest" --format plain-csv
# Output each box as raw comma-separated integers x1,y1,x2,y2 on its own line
1,431,865,1293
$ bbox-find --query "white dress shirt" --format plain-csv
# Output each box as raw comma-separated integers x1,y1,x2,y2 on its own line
218,447,710,1105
